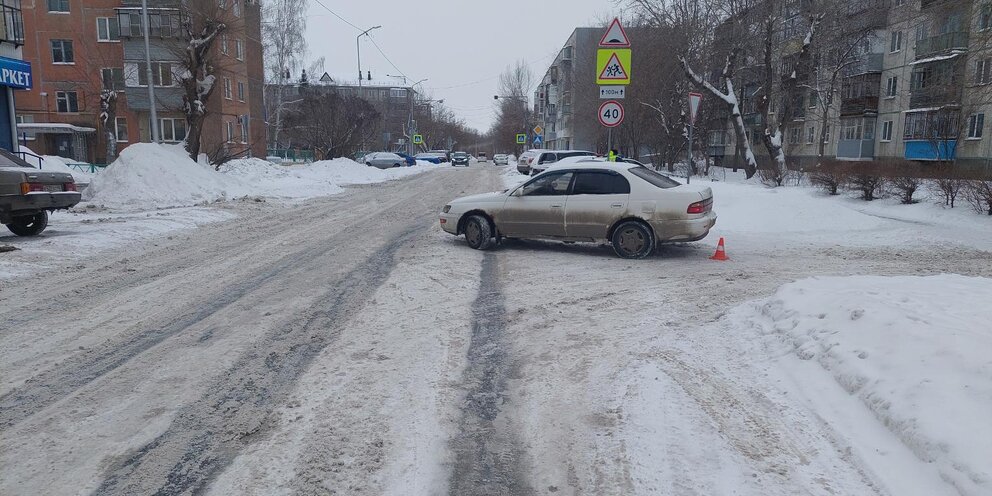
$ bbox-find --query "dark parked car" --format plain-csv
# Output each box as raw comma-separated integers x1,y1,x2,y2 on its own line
451,152,470,167
395,152,417,166
1,149,80,236
414,153,444,164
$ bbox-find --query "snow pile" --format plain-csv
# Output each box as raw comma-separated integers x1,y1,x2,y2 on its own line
747,275,992,495
84,144,437,209
19,146,94,184
85,143,252,209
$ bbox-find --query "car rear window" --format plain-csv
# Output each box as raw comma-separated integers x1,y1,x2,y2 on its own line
628,166,680,189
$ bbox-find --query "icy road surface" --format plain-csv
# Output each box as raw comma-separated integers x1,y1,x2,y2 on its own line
1,165,990,495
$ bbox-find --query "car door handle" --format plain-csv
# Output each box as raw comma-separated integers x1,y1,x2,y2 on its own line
611,203,623,208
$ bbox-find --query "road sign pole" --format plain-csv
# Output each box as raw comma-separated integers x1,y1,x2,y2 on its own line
686,123,692,184
608,128,612,156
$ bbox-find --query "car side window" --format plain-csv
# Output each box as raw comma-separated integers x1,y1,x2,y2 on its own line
572,171,631,195
520,171,574,196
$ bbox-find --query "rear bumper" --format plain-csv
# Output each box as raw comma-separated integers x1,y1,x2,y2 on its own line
2,192,81,213
516,164,530,174
650,212,717,242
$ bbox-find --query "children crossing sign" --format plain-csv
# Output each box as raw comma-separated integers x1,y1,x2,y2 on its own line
596,49,631,85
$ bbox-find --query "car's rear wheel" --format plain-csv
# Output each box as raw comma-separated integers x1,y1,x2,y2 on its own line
463,215,495,250
7,211,49,236
611,220,654,259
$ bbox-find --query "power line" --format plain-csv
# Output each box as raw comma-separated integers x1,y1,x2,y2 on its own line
367,36,409,80
310,0,361,31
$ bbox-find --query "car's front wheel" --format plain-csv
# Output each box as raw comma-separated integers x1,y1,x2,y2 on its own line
611,220,654,259
463,215,495,250
7,211,49,236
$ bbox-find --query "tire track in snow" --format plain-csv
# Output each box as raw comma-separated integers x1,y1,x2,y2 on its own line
447,252,531,496
91,222,427,496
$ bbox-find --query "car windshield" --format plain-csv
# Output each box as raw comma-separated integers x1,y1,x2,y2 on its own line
627,166,680,188
453,153,468,158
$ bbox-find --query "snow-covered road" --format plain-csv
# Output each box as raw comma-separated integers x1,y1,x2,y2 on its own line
1,164,990,495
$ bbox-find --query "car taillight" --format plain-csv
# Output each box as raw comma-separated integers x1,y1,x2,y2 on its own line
687,198,713,214
64,183,77,192
20,182,46,194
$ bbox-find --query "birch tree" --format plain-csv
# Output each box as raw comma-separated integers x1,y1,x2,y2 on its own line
262,0,308,148
681,50,759,178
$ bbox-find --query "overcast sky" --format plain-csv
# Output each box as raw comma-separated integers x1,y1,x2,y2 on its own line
304,0,624,133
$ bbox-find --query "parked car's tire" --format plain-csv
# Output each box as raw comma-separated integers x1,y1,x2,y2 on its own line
366,162,373,167
463,215,495,250
611,220,654,259
394,163,402,168
7,211,49,237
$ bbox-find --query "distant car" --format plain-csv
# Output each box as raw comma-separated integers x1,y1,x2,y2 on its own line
365,152,406,169
1,150,80,236
439,159,716,259
354,151,373,162
429,150,451,162
395,152,417,166
478,152,488,162
529,150,596,175
516,149,544,174
414,153,444,164
493,154,509,165
451,152,470,167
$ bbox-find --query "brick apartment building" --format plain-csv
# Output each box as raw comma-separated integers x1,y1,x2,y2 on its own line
15,0,264,164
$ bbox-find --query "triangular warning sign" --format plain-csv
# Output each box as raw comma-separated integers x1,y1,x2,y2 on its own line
598,53,629,80
599,18,630,47
319,72,333,83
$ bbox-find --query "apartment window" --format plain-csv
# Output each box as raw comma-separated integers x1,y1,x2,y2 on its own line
390,88,407,98
137,62,173,87
51,40,74,64
237,81,245,101
789,127,801,144
159,118,187,142
224,77,232,99
226,121,235,143
889,31,902,53
221,33,228,55
119,11,180,38
115,117,128,142
240,118,248,143
806,126,815,144
881,120,893,141
235,39,244,60
824,125,831,143
894,0,904,5
97,17,120,42
843,118,864,140
885,76,898,97
47,0,69,13
234,0,241,17
967,113,985,139
979,4,991,31
55,91,79,113
977,58,991,85
101,68,125,90
915,23,928,42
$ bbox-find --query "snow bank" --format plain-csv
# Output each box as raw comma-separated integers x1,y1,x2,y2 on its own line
747,275,992,495
84,144,436,210
19,146,94,184
84,143,252,209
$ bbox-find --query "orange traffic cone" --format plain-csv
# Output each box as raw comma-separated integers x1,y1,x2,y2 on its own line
710,237,729,261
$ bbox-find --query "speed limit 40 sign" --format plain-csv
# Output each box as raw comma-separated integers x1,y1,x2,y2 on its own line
598,100,624,127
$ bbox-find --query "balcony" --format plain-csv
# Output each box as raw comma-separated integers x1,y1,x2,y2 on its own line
0,3,24,46
841,53,883,77
915,32,968,60
837,139,875,160
909,86,962,109
905,140,956,160
841,96,879,116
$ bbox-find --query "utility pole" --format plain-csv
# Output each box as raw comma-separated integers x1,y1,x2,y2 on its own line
141,0,159,143
356,26,381,88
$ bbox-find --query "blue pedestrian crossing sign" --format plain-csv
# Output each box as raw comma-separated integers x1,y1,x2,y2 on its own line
515,133,527,144
533,135,543,145
412,134,423,145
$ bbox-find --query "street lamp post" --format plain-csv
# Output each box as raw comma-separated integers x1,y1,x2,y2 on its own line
356,25,382,88
141,0,159,143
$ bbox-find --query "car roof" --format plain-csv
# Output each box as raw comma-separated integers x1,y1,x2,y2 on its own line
544,157,635,172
